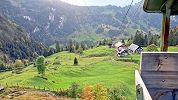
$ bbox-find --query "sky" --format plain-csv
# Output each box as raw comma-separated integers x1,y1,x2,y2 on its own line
60,0,142,7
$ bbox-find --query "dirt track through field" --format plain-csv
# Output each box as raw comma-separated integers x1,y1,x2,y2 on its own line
0,87,73,100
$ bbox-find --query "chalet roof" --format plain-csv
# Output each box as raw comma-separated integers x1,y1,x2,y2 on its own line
143,0,178,15
128,44,140,52
0,86,4,91
118,49,128,53
119,49,126,53
115,42,123,48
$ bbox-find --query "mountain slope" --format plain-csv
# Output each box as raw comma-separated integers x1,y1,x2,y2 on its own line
0,0,177,45
0,13,49,61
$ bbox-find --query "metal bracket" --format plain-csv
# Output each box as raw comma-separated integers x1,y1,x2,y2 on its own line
136,84,143,100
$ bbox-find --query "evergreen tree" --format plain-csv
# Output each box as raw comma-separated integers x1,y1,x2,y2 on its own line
74,57,78,65
130,34,133,40
149,36,154,45
68,40,75,53
175,32,178,45
75,42,80,50
0,60,6,70
55,41,61,52
3,54,8,63
147,31,152,45
147,31,159,46
169,31,175,46
103,39,107,45
133,30,145,46
121,39,125,44
98,41,102,46
144,35,148,46
81,43,87,50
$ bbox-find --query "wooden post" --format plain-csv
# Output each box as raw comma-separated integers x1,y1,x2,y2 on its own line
161,12,170,52
160,0,174,52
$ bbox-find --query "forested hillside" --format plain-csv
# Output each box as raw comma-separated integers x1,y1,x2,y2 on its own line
0,0,177,45
0,13,50,62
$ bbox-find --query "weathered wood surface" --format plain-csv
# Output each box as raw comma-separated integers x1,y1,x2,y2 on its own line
135,70,152,100
141,53,178,71
140,53,178,100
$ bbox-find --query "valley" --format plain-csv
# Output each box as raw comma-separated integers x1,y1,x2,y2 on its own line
0,0,178,99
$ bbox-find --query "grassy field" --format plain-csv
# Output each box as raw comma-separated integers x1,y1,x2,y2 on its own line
0,46,138,99
0,46,178,99
142,46,178,52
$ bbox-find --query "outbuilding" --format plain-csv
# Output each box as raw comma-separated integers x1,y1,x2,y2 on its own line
116,49,129,57
128,43,143,54
114,42,127,51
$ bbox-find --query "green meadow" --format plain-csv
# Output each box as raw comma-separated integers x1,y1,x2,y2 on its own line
0,46,178,99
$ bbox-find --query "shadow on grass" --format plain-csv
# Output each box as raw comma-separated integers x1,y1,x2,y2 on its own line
116,58,140,64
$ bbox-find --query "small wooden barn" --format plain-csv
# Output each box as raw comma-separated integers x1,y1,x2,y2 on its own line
128,44,143,54
116,49,129,57
114,42,127,51
114,42,129,57
114,42,124,48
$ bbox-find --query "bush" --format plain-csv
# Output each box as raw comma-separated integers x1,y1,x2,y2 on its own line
68,82,80,98
14,60,24,68
83,84,108,100
14,59,24,74
108,86,126,100
147,44,158,52
55,89,69,96
75,48,83,54
74,57,78,65
23,59,29,66
94,84,108,100
53,61,61,65
83,85,95,100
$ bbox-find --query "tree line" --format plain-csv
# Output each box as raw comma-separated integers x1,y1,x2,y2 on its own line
55,39,112,54
127,30,178,47
126,30,159,47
